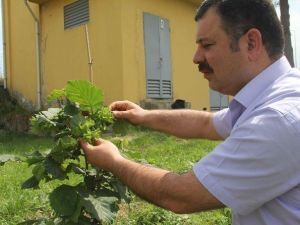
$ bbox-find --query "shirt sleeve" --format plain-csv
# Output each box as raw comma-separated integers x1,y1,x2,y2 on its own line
213,108,231,139
194,107,300,215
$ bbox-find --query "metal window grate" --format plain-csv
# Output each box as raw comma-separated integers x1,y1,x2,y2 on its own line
146,79,172,98
64,0,89,30
147,79,160,96
162,80,171,97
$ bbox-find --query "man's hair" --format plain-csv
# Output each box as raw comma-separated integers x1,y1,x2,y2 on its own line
195,0,284,59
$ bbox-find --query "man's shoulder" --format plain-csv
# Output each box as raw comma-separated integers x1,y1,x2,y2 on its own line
246,97,300,136
255,69,300,114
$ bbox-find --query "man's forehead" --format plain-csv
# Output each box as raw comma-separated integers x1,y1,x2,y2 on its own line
195,8,223,42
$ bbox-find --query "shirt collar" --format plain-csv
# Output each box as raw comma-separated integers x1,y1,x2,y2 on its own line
234,56,292,108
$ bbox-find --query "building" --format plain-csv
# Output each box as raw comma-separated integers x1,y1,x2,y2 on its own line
2,0,229,110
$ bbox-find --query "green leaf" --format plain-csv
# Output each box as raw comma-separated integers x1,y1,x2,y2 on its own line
50,136,77,163
64,101,80,116
58,136,78,150
111,179,131,203
49,185,79,217
65,80,103,111
26,151,45,166
30,108,61,134
32,163,46,181
40,108,61,120
47,88,66,101
22,176,39,189
78,187,119,222
70,114,86,137
44,157,66,179
93,107,115,131
0,154,19,165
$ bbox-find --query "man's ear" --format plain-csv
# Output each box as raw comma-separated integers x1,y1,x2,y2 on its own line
245,28,263,61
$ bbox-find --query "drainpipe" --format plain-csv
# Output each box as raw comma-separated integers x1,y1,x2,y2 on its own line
24,0,42,110
84,24,94,84
1,0,7,89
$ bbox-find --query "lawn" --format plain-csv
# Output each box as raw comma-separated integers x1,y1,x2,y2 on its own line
0,128,231,225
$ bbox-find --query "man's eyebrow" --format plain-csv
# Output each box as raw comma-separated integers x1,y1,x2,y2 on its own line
196,38,214,44
196,37,209,44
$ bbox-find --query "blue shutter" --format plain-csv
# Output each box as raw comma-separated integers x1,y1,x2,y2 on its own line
209,89,229,111
143,13,172,99
159,18,172,98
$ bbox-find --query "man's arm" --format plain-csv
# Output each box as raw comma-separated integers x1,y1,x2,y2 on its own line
80,139,225,213
110,101,222,140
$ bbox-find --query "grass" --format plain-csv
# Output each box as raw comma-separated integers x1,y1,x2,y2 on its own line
0,130,53,155
0,128,231,225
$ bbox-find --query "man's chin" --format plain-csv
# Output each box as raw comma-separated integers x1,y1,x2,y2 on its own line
208,82,219,92
203,73,214,82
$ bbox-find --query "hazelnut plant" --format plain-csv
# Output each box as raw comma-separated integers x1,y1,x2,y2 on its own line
22,80,130,225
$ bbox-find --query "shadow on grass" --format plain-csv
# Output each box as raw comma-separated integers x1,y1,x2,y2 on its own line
0,129,53,156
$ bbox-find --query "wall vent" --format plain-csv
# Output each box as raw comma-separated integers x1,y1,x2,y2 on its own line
64,0,89,30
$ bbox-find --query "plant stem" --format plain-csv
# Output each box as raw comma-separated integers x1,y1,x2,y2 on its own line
84,154,89,170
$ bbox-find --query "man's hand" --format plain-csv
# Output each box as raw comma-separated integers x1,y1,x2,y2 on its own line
109,100,148,125
80,138,123,171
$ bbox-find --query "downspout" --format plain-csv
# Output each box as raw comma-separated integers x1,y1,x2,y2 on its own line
84,24,94,84
1,0,7,89
24,0,42,110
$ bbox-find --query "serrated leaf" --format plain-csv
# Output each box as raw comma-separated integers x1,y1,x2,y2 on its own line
41,108,61,120
22,176,39,189
47,89,66,101
44,157,66,179
49,185,79,217
111,179,131,203
50,136,77,163
30,108,61,135
26,151,45,166
64,101,80,116
93,107,115,131
70,114,85,134
58,136,78,150
78,187,119,222
65,80,103,111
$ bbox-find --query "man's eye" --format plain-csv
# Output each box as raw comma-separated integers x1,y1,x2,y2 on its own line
203,43,214,49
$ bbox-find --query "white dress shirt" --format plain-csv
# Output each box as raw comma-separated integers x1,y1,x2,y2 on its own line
193,56,300,225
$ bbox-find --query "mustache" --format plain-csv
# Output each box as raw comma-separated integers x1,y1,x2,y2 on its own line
198,62,214,73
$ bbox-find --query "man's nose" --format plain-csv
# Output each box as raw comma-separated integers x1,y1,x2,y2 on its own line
193,46,205,64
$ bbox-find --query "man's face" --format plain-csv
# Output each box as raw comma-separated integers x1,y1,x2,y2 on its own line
193,8,250,96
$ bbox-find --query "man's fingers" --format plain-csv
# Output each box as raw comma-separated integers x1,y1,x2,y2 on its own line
112,110,129,119
79,139,94,151
94,138,105,145
80,138,105,150
110,101,128,111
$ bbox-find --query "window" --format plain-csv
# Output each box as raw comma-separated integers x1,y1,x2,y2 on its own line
209,89,229,111
64,0,89,30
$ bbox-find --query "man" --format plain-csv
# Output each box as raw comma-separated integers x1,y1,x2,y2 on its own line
81,0,300,224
